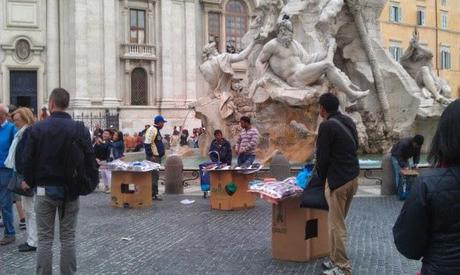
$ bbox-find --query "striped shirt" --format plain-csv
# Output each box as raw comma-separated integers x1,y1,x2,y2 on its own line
237,127,260,155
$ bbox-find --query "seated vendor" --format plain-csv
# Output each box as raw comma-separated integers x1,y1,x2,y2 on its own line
235,116,260,167
209,129,232,165
390,134,424,189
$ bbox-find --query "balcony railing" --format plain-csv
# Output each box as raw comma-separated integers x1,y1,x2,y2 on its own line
121,44,156,60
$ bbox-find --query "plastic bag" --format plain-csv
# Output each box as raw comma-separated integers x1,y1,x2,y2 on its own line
296,164,314,189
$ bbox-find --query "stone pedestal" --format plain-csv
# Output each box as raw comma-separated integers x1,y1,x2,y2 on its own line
381,153,396,195
165,155,184,194
270,152,290,181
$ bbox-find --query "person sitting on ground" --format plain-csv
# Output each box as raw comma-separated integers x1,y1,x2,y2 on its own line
209,130,232,165
393,99,460,275
133,133,143,152
124,133,136,152
94,129,113,192
172,126,179,136
390,134,424,190
180,129,189,146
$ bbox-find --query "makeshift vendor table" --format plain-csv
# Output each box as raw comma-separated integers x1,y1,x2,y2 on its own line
105,160,160,208
272,196,329,262
208,169,257,210
111,171,152,208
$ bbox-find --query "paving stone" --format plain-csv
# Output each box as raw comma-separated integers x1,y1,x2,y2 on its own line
1,191,421,275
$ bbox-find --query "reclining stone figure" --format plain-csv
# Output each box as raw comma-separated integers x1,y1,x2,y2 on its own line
253,17,369,102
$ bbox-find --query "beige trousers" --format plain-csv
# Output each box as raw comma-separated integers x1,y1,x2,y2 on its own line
325,178,358,275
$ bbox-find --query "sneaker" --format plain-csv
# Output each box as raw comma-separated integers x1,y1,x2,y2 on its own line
19,219,26,230
0,236,16,245
322,260,336,270
321,266,346,275
18,242,36,252
0,220,3,228
153,195,163,201
103,186,110,194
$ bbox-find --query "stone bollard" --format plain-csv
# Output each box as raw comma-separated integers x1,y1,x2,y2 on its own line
270,152,290,181
165,155,184,194
381,153,396,195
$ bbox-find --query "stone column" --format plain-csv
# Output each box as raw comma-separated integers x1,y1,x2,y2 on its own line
154,0,162,105
184,1,197,103
102,0,119,107
46,0,59,98
72,0,90,107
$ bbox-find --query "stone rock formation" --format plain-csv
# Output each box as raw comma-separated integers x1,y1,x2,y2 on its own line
193,0,447,163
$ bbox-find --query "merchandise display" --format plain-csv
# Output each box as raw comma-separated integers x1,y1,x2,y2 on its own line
248,177,303,204
103,160,161,172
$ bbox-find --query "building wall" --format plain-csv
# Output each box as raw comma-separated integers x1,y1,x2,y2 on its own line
380,0,460,98
0,0,47,109
0,0,259,135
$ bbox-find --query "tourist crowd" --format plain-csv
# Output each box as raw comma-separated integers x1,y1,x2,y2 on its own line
1,89,459,275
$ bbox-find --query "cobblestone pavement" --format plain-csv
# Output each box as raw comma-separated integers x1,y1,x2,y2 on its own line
1,182,421,275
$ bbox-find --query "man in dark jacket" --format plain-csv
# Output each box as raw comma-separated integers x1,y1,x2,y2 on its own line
209,129,232,165
390,135,424,191
316,93,359,275
391,135,424,168
22,88,92,275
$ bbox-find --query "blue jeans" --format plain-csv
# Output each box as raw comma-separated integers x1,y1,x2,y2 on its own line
391,157,401,191
237,153,255,167
0,168,14,237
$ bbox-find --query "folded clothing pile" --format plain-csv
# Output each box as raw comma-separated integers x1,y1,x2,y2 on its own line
103,160,161,172
202,163,231,171
248,177,303,204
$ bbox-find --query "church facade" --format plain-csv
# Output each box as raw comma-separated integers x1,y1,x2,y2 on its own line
0,0,255,134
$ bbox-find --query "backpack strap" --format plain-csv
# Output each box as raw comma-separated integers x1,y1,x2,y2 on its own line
329,117,358,149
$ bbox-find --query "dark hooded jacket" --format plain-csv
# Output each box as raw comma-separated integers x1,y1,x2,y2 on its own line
393,167,460,275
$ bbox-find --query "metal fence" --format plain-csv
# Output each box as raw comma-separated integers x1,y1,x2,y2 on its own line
71,109,120,131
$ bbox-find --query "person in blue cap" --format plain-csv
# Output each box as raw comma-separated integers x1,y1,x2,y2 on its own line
144,115,166,200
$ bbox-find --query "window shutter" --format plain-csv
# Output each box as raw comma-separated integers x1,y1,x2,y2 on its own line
390,6,395,22
398,7,402,22
447,52,451,69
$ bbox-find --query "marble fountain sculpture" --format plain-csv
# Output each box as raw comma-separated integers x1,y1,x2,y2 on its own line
191,0,453,163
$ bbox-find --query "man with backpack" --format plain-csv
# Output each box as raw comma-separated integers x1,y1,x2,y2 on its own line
316,93,360,275
22,88,98,275
144,115,166,200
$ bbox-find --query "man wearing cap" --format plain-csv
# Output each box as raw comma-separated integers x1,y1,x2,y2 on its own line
144,115,166,200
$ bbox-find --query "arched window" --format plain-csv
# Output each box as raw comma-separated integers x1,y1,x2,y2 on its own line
225,0,248,53
131,68,148,105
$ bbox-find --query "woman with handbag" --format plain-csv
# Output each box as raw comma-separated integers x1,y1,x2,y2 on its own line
4,107,36,252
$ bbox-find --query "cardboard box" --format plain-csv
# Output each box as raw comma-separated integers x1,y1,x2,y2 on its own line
209,170,257,210
272,196,329,262
111,171,152,208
